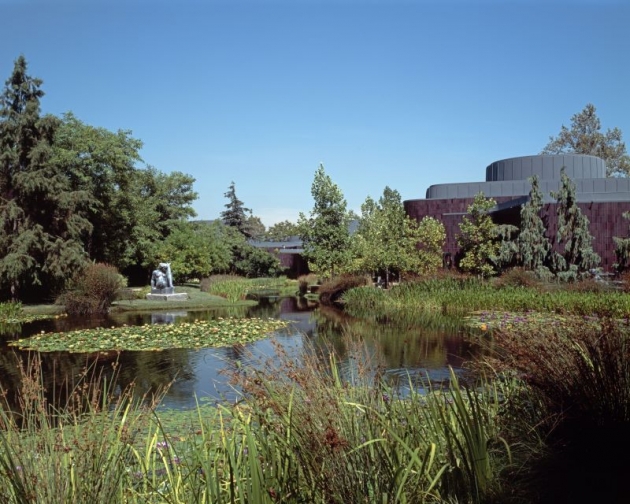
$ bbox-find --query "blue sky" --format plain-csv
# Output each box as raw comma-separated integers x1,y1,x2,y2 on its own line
1,0,629,226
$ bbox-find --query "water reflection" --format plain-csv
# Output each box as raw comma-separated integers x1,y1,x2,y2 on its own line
0,297,481,410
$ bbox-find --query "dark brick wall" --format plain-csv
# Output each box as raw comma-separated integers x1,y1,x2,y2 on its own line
404,199,630,272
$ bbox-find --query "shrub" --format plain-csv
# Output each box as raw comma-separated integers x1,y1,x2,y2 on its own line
318,274,370,306
297,273,319,295
0,301,22,320
494,268,542,290
58,263,126,315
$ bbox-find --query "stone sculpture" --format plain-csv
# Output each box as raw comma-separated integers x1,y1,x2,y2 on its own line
146,262,188,301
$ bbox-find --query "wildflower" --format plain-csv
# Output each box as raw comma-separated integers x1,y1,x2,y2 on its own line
156,441,168,449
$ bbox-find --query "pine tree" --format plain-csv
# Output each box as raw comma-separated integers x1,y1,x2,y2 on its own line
613,211,630,272
221,181,252,237
0,56,91,300
518,176,552,273
550,168,600,279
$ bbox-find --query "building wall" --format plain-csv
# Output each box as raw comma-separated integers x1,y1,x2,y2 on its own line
404,198,630,271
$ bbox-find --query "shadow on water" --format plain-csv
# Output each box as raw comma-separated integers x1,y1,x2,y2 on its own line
0,296,482,410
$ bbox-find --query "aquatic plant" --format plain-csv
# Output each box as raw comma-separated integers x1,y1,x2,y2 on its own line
10,317,289,353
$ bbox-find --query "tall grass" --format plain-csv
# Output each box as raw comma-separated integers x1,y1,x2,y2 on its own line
0,301,23,320
0,345,531,503
200,275,250,303
343,278,630,322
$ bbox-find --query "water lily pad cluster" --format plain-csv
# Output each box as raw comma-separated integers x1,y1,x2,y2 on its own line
10,317,290,353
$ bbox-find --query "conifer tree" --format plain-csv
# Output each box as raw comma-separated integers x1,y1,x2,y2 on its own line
518,176,552,273
550,168,600,279
221,181,252,237
0,56,91,300
613,211,630,272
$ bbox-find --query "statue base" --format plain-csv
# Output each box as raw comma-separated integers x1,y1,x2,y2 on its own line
146,293,189,301
151,287,175,295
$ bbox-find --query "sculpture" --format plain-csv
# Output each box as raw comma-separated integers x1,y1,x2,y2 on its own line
147,262,187,301
150,262,174,294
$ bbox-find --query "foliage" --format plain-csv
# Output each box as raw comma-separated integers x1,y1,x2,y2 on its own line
10,316,289,352
486,317,630,430
518,176,552,273
54,113,198,275
0,346,532,504
0,57,90,301
263,219,299,241
230,242,283,278
352,187,444,282
200,275,251,302
221,181,253,237
152,221,232,282
416,216,447,273
228,346,513,503
298,164,352,279
457,193,516,278
0,300,22,320
493,268,542,290
613,211,630,272
317,274,369,306
542,103,630,177
549,168,600,280
57,263,126,315
343,275,630,322
297,273,319,295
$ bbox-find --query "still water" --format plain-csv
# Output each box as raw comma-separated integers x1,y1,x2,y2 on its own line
0,297,479,409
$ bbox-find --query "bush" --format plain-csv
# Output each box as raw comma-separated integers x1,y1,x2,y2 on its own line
494,267,542,290
58,263,126,315
297,273,319,295
318,274,370,306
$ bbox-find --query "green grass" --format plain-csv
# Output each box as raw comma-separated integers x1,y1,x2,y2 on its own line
112,285,257,311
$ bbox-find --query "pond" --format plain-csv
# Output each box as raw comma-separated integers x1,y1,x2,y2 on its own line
0,297,481,410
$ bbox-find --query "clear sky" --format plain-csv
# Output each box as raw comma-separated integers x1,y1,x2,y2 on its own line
1,0,629,226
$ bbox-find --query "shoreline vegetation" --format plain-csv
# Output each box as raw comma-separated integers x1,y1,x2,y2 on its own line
1,273,629,502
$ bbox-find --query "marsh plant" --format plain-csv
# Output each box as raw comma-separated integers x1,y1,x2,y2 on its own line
343,277,630,322
0,342,534,503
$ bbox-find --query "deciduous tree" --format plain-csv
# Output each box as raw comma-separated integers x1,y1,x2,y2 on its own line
457,193,517,278
298,164,351,278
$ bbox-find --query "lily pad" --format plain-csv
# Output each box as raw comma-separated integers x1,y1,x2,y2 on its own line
10,317,290,353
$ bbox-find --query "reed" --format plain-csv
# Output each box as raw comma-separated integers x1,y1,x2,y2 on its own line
343,278,630,321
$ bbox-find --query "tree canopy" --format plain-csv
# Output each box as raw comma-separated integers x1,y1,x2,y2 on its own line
0,56,199,300
0,56,90,300
298,164,352,278
542,103,630,177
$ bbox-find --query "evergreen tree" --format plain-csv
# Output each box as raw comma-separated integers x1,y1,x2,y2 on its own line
298,164,351,278
542,103,630,177
0,56,91,300
613,211,630,273
221,181,252,237
550,168,600,279
518,175,552,273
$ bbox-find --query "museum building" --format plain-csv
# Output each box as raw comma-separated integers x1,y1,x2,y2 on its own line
403,154,630,271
